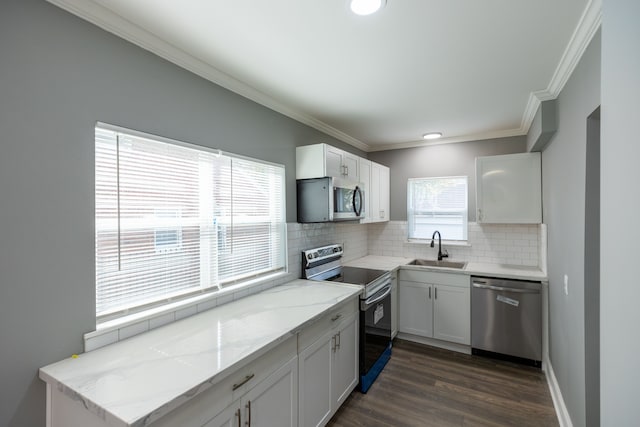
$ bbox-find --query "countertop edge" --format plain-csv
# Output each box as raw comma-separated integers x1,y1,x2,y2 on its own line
345,256,547,281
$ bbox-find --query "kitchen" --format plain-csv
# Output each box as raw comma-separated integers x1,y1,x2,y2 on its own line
1,1,638,427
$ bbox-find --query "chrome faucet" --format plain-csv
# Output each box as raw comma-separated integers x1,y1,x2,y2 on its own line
430,230,449,261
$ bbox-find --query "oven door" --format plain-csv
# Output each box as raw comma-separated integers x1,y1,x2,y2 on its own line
359,283,392,392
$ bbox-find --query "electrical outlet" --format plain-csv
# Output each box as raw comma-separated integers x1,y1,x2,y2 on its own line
563,274,569,295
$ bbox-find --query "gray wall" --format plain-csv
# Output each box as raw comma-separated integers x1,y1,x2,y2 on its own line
0,1,363,425
600,0,640,424
368,136,526,221
540,31,600,427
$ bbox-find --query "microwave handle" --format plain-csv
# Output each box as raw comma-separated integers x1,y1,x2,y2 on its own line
353,186,363,216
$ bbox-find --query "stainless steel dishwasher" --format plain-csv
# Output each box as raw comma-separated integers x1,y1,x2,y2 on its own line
471,276,542,367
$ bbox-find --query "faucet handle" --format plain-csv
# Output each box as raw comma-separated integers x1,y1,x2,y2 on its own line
441,249,449,259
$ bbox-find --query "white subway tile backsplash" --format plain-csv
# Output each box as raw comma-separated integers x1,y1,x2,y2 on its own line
367,221,541,267
175,305,197,321
149,312,175,329
119,320,149,341
85,330,118,352
197,298,218,313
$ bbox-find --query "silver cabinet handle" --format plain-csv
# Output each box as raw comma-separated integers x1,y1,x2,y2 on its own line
332,335,336,353
435,287,437,299
428,287,431,299
232,374,255,391
331,314,342,322
245,400,251,427
336,331,341,350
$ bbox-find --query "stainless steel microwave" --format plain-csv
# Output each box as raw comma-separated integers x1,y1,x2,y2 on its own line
296,177,364,223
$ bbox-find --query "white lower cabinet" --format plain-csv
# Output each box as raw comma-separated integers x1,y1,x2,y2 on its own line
154,336,298,427
298,301,359,427
205,356,298,427
398,281,433,337
398,270,470,345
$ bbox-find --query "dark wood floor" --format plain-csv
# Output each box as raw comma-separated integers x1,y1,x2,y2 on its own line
327,340,558,427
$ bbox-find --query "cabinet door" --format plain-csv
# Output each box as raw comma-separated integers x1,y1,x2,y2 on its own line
243,356,298,427
203,405,240,427
342,152,359,181
378,164,390,221
433,285,470,345
398,281,433,337
298,332,333,427
476,152,541,223
359,158,372,223
369,163,381,222
325,146,344,178
369,162,389,222
331,314,358,410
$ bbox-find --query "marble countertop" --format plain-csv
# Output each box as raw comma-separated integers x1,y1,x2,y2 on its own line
345,256,547,281
39,280,362,427
464,262,547,281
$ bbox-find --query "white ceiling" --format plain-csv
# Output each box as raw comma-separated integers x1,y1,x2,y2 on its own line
49,0,600,152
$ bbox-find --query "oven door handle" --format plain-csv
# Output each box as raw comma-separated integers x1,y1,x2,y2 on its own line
362,285,391,310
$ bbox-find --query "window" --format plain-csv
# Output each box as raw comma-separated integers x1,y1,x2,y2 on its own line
95,124,286,319
407,176,468,241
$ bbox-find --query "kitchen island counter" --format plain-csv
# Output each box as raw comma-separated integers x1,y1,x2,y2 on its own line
39,280,362,427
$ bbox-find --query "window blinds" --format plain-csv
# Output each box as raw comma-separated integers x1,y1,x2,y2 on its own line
95,126,286,318
407,176,468,241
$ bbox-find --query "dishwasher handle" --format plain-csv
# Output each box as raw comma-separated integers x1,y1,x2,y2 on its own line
472,282,540,294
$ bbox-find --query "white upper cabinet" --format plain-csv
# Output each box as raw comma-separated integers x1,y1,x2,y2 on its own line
361,160,390,223
359,158,372,221
296,143,359,181
476,152,542,224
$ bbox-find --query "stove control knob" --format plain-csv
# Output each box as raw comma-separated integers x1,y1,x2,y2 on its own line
307,253,313,260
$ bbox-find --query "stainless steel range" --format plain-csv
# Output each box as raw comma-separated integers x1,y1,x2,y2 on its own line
302,244,392,393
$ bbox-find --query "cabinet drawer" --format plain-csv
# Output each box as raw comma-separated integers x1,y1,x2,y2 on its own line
298,298,358,351
399,269,469,288
230,335,297,399
155,336,297,427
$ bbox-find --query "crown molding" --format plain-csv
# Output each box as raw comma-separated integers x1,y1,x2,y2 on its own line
45,0,371,153
519,0,602,135
47,0,601,153
368,128,526,152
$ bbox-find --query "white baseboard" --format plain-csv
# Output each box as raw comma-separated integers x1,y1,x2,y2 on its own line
545,359,574,427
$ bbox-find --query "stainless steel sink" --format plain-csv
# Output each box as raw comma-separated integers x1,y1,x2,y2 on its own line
408,259,467,269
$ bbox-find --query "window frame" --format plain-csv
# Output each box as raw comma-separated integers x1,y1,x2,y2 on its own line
407,176,469,242
94,122,287,322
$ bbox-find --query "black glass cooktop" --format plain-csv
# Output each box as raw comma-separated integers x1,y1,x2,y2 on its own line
328,266,387,286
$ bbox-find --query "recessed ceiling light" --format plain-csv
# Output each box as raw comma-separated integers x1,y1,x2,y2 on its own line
423,132,443,140
350,0,386,16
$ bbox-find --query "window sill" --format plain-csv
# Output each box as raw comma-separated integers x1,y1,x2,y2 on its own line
406,239,471,247
84,271,290,352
